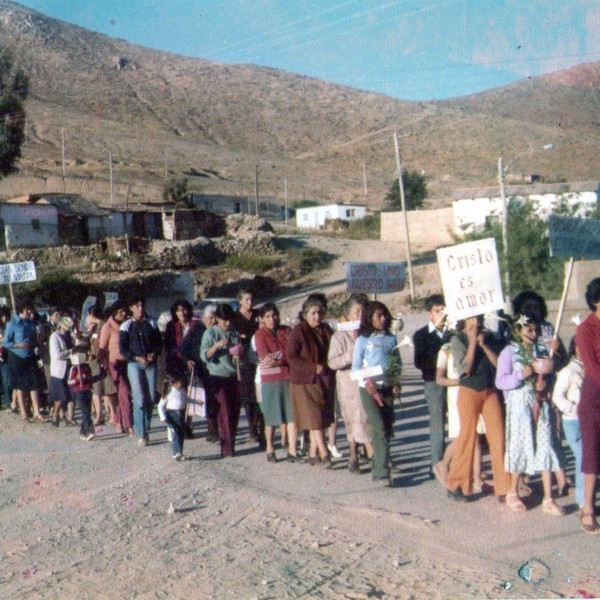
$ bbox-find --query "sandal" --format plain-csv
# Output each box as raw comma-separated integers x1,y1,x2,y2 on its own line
580,511,600,534
542,498,565,517
506,492,527,512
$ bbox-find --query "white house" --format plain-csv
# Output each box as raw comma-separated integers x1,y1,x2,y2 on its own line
452,181,599,233
295,203,368,229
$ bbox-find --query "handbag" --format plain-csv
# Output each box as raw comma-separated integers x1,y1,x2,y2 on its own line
186,367,206,419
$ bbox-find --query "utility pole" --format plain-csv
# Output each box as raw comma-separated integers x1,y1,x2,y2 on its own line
498,156,510,307
284,177,288,226
393,131,415,303
164,149,168,181
254,163,259,216
61,127,66,177
362,162,367,197
109,150,115,206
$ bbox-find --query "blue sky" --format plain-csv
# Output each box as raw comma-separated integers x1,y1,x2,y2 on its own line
16,0,600,100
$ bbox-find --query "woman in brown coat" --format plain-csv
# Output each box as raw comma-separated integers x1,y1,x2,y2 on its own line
287,295,335,467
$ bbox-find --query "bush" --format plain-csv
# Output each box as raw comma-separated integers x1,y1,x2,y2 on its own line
344,214,380,239
224,254,279,273
285,247,333,273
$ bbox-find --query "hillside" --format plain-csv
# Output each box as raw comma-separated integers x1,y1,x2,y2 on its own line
1,0,599,208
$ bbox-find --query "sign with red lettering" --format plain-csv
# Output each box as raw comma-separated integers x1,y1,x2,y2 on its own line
344,262,406,294
436,238,504,321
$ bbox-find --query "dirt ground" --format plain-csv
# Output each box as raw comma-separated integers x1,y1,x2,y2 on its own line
0,236,596,600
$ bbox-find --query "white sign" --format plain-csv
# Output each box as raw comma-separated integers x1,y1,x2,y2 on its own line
350,365,384,381
345,262,406,294
0,261,37,285
336,319,360,331
436,238,504,321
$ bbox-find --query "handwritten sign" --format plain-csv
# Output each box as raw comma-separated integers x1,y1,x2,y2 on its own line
0,261,37,284
436,238,504,321
548,215,600,259
345,262,406,294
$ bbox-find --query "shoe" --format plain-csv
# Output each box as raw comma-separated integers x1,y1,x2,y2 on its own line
321,459,333,470
580,511,600,534
506,492,527,512
348,459,360,474
308,456,319,466
65,419,77,427
52,419,59,428
266,452,277,463
286,452,298,463
542,498,565,517
173,453,183,461
375,477,391,488
127,428,135,437
137,437,147,448
33,414,47,423
327,444,342,459
86,433,95,442
80,435,88,441
447,488,468,502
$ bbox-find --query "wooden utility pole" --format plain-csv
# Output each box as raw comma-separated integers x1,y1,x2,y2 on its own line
61,128,66,177
393,131,415,303
109,150,115,206
362,162,367,197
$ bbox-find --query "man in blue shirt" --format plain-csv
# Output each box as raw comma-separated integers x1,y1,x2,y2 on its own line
4,300,44,421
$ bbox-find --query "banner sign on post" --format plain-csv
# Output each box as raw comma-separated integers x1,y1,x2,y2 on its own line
0,261,37,284
436,238,504,322
345,262,407,294
548,215,600,259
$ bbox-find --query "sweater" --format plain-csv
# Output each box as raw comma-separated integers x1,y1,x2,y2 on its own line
552,358,584,420
158,387,188,420
199,325,241,377
352,332,400,388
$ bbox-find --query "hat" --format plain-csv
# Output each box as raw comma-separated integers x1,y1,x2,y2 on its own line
57,316,74,330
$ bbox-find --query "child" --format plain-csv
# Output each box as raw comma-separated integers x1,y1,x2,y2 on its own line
158,373,189,461
495,316,564,515
67,346,99,441
352,301,401,486
552,337,584,509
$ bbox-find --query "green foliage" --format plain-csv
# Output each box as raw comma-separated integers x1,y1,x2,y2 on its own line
224,253,279,273
163,177,189,204
461,201,564,299
285,247,333,273
384,169,428,211
344,214,380,239
292,199,318,210
0,49,28,177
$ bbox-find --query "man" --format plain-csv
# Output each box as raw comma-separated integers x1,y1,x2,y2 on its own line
4,300,44,421
413,294,447,480
119,295,162,447
231,288,265,448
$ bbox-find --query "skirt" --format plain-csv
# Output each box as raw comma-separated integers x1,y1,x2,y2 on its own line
49,375,72,407
290,382,334,431
260,380,293,426
8,352,39,391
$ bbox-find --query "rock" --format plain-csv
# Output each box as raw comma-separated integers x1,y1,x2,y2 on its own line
167,503,175,515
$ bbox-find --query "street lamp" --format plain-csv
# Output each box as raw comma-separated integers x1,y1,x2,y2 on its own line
498,143,554,309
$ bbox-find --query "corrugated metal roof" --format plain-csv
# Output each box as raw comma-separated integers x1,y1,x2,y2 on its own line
3,193,108,216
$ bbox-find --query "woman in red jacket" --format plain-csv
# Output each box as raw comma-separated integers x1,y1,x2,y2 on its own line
286,295,335,468
254,303,296,462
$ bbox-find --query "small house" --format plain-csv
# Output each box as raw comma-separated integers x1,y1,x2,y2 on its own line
295,203,368,229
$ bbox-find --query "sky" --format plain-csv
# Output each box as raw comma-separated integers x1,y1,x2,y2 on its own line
15,0,600,101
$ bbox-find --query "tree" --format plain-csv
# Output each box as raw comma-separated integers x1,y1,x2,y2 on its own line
0,49,28,177
385,169,428,211
163,177,189,205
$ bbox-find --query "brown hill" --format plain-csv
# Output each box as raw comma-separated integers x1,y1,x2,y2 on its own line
1,0,599,208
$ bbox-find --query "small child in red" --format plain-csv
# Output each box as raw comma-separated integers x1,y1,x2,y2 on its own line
68,349,103,441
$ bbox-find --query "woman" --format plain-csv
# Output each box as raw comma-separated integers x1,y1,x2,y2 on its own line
49,316,75,426
200,303,244,458
575,277,600,534
445,316,511,502
352,301,401,485
328,294,373,473
164,299,204,437
286,295,335,467
86,306,117,426
98,301,133,435
254,303,297,462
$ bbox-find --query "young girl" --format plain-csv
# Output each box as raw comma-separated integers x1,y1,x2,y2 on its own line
552,337,584,509
157,373,189,461
67,345,98,441
495,316,564,515
352,301,401,486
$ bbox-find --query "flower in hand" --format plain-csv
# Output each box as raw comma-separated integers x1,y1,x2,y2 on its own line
365,378,384,407
228,343,244,357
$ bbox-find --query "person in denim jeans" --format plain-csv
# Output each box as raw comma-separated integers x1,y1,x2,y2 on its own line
119,295,162,447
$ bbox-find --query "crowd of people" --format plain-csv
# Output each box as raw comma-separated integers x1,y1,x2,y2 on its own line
1,278,599,534
415,280,600,534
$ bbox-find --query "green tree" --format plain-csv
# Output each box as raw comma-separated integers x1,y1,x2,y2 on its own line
385,169,428,211
0,49,28,177
163,177,189,204
461,200,564,299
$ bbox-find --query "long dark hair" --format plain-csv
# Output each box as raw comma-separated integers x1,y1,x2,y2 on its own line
358,301,393,337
